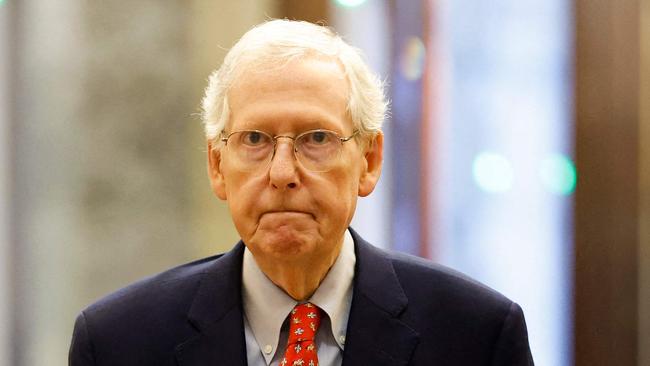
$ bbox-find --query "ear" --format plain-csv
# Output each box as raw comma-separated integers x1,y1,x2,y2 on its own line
358,132,384,197
207,140,228,200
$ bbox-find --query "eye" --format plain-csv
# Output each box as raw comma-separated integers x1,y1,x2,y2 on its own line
240,131,269,146
303,131,333,145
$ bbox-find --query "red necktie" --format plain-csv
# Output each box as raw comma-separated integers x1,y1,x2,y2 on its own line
281,303,322,366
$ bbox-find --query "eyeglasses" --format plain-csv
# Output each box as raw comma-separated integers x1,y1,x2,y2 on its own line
220,129,359,172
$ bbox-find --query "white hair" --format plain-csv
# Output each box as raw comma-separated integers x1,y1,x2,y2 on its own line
201,19,387,146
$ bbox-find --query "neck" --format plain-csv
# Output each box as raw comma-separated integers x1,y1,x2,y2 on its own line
268,268,327,301
253,242,343,301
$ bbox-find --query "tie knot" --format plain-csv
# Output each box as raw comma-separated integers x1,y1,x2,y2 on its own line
287,302,322,344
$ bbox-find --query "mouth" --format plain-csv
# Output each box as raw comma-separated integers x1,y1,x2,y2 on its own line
256,210,318,230
260,210,315,220
262,210,311,216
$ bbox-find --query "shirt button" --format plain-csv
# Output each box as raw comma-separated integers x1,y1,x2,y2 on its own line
339,335,346,345
264,345,273,354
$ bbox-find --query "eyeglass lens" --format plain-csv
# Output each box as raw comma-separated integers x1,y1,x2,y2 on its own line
226,130,345,172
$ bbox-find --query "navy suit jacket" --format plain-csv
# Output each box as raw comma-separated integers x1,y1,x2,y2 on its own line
69,228,534,365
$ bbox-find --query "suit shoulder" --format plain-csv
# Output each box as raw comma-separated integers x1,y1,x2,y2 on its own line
385,250,533,364
385,248,514,311
82,253,224,320
70,244,246,363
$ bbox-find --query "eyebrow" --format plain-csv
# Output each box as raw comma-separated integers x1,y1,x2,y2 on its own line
234,118,344,134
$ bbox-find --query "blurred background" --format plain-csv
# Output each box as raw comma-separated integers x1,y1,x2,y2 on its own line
0,0,648,365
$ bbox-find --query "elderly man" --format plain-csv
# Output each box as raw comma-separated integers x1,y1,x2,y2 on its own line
69,20,533,365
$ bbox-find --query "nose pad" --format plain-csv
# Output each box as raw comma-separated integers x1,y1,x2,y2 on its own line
271,139,296,163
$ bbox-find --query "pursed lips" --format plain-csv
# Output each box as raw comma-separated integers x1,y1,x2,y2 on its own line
260,210,314,219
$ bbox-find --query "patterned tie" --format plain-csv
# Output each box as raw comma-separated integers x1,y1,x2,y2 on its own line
281,302,322,366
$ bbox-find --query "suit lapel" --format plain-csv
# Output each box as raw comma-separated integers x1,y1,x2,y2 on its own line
342,229,420,366
175,242,248,366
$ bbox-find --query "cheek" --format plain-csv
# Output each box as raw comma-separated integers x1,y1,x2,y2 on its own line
313,174,359,224
224,172,264,220
222,161,262,197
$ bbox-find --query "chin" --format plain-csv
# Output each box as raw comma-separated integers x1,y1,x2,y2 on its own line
257,231,318,258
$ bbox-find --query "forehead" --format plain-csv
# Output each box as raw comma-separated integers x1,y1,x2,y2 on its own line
227,57,352,133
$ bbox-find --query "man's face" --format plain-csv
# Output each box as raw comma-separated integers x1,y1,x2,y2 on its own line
208,57,383,269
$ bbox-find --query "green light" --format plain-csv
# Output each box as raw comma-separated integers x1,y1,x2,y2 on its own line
539,154,577,195
472,152,514,193
334,0,367,8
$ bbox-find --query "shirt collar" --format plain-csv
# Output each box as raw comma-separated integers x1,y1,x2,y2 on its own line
242,229,356,363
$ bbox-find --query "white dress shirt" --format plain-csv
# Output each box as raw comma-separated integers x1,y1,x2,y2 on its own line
242,230,356,366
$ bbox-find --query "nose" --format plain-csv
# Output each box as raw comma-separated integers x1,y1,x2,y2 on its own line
268,139,299,190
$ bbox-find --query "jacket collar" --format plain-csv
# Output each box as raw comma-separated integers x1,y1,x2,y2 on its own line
175,242,248,366
342,228,420,366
